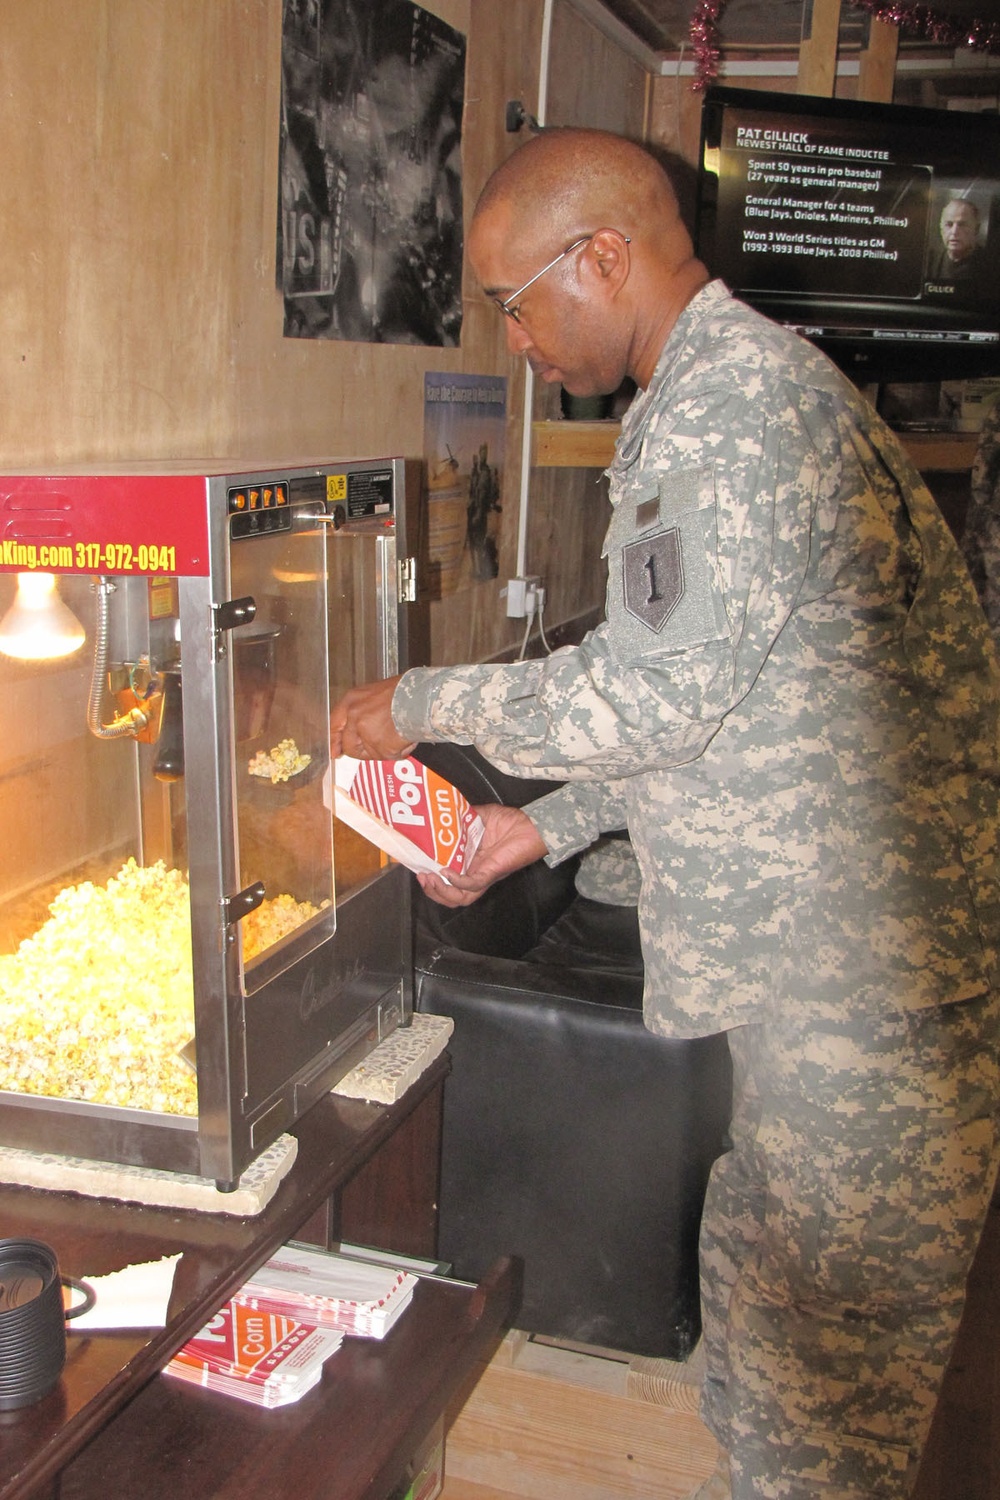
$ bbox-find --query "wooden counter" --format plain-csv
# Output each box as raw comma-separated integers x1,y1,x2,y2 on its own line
0,1057,518,1500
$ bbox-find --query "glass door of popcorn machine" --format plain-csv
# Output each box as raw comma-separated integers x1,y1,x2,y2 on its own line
221,458,421,1185
0,461,418,1191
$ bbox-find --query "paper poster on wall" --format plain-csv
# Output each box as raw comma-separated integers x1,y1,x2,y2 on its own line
277,0,465,345
422,374,507,597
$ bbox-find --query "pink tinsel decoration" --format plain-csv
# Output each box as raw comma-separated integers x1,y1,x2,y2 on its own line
851,1,1000,52
688,0,726,92
689,0,1000,93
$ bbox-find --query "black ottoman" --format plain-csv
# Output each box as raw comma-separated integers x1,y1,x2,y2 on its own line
412,744,732,1360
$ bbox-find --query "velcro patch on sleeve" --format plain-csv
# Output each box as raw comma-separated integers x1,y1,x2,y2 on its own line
604,467,728,660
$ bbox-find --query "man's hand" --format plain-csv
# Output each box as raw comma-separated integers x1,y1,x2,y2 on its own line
330,676,416,760
416,803,549,908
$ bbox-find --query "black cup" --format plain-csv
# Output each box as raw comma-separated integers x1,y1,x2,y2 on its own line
0,1239,95,1411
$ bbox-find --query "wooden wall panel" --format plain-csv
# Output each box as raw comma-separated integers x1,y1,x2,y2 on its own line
647,72,708,184
416,0,545,666
0,0,248,466
547,0,649,135
509,0,651,648
0,0,651,670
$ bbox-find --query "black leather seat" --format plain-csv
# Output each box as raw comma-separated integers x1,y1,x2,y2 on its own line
413,743,732,1360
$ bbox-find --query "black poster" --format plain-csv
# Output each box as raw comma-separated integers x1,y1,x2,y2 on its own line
277,0,466,345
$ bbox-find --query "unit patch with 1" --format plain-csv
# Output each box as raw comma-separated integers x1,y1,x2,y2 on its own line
603,466,728,662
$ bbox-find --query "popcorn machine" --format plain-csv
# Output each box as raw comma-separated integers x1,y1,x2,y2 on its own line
0,459,421,1189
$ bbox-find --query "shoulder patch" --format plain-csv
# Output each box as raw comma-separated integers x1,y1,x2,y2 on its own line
623,528,683,630
603,466,729,660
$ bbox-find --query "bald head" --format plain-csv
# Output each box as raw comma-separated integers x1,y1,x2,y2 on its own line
470,129,708,390
475,128,691,267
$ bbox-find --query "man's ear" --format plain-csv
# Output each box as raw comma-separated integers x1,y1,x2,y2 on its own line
588,228,631,286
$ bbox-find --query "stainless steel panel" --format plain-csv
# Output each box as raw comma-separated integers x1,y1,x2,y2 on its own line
0,459,418,1190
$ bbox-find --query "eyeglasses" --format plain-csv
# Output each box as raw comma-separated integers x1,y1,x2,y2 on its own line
491,233,629,323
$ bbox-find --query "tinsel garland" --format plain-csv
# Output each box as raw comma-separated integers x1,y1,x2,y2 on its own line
688,0,1000,92
850,1,1000,52
689,0,726,91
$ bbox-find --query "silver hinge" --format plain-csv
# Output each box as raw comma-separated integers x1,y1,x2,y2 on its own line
211,595,257,662
222,880,265,928
398,556,417,604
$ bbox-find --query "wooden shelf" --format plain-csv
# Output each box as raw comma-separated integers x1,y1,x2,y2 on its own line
899,432,979,471
532,421,979,474
0,1058,517,1500
58,1259,518,1500
532,420,618,469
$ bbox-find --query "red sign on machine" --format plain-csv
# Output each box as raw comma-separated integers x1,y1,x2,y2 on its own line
0,473,212,575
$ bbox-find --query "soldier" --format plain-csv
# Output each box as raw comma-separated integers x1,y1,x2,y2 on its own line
960,396,1000,640
330,129,1000,1500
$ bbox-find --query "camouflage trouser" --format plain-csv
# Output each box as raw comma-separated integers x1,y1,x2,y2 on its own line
699,990,1000,1499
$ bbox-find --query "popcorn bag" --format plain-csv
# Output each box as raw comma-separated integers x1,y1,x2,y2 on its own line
326,756,484,878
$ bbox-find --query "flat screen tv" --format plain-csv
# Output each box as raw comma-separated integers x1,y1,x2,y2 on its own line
695,86,1000,383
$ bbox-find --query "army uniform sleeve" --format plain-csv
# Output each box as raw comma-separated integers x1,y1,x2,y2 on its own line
393,385,837,785
390,633,718,781
960,400,1000,634
523,779,631,864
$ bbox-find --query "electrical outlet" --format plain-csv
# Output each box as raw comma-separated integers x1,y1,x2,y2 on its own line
506,575,542,618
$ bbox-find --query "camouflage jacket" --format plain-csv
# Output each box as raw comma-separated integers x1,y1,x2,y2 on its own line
960,397,1000,636
394,281,1000,1037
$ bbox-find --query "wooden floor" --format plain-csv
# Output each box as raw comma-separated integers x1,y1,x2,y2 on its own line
439,1334,718,1499
439,1183,1000,1500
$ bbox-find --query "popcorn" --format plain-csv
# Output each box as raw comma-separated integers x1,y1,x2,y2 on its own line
0,859,325,1117
0,859,197,1115
248,739,312,784
241,891,327,955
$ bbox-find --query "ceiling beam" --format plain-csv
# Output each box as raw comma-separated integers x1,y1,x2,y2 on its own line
858,13,899,101
560,0,662,70
797,0,843,96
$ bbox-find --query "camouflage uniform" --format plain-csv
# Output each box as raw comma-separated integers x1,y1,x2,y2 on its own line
393,281,1000,1498
573,834,642,905
960,396,1000,637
